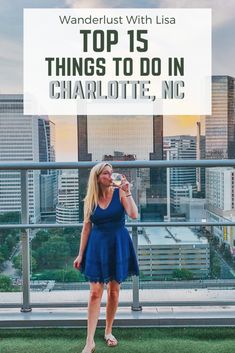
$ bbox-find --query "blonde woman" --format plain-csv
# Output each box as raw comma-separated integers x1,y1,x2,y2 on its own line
74,162,139,353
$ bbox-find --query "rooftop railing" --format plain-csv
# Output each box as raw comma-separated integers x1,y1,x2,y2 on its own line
1,159,235,313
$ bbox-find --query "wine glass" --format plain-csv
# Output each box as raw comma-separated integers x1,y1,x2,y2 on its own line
111,173,122,187
112,173,134,189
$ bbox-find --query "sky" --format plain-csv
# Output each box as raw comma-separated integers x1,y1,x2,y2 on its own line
0,0,234,161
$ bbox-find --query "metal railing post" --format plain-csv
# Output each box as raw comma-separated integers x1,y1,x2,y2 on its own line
131,226,142,311
20,170,31,312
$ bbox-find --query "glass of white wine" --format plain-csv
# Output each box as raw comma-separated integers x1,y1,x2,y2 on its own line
111,173,123,187
112,173,134,189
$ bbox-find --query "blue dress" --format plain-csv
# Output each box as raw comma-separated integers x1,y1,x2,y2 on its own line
80,188,139,283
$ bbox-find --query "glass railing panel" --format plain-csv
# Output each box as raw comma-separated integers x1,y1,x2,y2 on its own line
1,163,235,308
0,169,22,297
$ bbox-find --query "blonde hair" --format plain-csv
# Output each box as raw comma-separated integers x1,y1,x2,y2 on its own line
83,162,112,222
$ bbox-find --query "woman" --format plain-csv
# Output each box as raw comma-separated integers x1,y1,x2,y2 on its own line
73,162,139,353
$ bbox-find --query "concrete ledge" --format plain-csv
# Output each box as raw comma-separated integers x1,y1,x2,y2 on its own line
1,306,235,328
2,300,235,309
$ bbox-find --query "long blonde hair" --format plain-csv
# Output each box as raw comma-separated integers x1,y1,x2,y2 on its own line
83,162,112,222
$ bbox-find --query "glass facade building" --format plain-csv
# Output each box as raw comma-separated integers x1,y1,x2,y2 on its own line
0,94,40,222
56,170,79,223
0,95,57,222
77,115,165,221
38,118,58,214
164,135,197,190
206,76,235,159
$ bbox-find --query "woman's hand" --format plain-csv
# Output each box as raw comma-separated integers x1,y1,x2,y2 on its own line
73,254,83,270
119,175,138,219
120,175,131,194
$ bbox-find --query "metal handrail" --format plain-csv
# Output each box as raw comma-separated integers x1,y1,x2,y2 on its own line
1,159,235,313
0,221,235,229
0,159,235,169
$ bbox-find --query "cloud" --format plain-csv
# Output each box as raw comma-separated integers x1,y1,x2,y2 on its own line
66,0,235,28
65,0,108,7
0,0,235,93
0,36,22,93
64,0,235,77
65,0,152,8
0,0,66,93
152,0,235,28
0,36,21,62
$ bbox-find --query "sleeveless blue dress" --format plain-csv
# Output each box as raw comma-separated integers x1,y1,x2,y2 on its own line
79,188,139,283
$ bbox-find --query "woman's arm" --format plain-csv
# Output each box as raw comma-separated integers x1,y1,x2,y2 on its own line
119,177,138,219
73,220,92,269
78,220,92,256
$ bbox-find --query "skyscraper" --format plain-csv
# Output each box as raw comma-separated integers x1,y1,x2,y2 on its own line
195,122,206,196
77,115,92,220
205,76,235,250
56,170,79,224
206,167,235,253
38,118,58,216
206,168,235,213
0,94,41,222
0,95,57,222
164,135,197,190
206,76,235,159
77,115,164,221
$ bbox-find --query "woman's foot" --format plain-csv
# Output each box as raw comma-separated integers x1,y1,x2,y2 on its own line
81,341,95,353
104,333,118,347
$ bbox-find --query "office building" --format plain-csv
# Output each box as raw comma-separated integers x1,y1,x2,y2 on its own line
206,76,235,159
136,226,209,279
56,170,79,223
0,94,41,223
170,185,193,211
38,118,58,215
164,135,197,190
206,167,235,252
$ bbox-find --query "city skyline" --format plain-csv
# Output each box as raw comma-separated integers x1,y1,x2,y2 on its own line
1,90,235,276
51,115,204,161
2,1,235,305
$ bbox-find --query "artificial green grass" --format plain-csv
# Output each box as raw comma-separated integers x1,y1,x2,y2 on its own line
0,327,235,353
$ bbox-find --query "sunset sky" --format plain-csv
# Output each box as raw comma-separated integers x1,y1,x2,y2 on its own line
50,115,204,161
0,0,234,161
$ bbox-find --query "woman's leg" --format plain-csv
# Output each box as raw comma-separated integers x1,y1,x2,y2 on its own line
105,280,120,336
83,282,104,350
